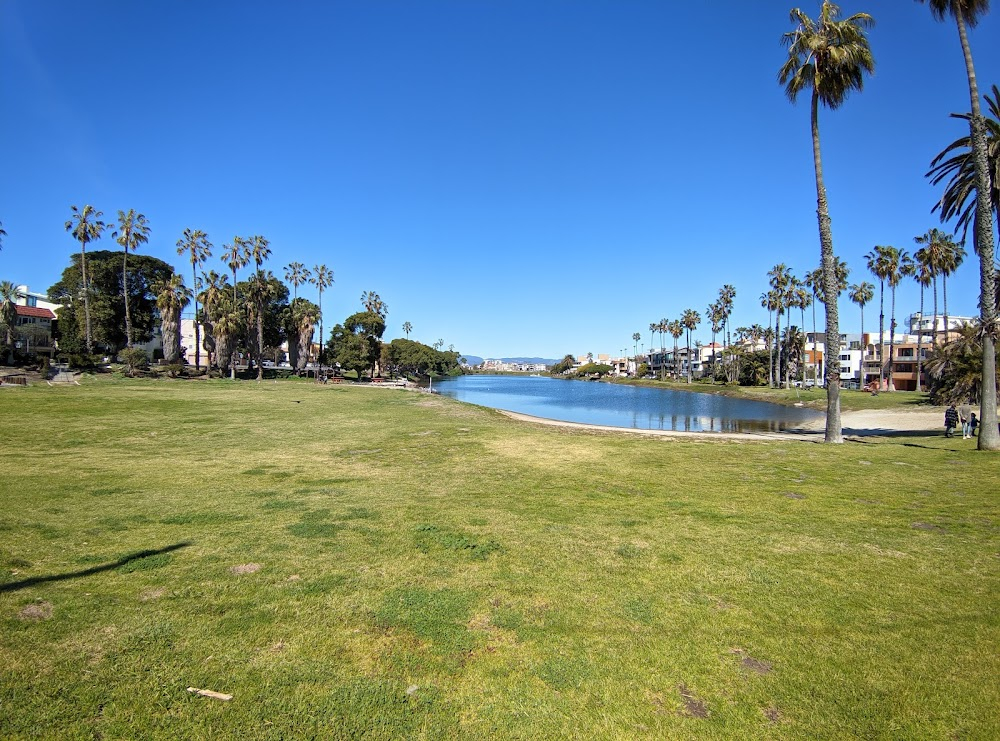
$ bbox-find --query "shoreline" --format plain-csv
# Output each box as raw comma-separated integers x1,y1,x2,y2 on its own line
498,406,945,442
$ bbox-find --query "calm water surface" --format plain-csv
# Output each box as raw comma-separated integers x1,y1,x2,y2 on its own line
435,375,821,433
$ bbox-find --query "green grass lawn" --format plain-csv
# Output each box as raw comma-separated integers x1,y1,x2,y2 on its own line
1,377,997,739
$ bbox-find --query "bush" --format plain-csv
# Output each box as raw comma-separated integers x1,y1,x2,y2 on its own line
119,347,149,377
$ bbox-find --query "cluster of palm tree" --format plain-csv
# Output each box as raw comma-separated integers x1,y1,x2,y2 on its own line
60,203,337,380
780,0,997,448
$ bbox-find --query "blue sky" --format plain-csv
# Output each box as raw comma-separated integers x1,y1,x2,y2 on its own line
1,1,997,359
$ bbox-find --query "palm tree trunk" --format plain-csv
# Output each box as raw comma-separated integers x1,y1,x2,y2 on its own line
859,306,865,388
686,330,692,384
767,308,774,387
953,12,999,449
942,274,949,345
916,286,925,392
192,263,201,370
81,246,92,354
878,281,885,389
123,249,133,348
887,286,896,391
931,275,939,347
811,89,842,443
774,311,781,388
256,313,264,381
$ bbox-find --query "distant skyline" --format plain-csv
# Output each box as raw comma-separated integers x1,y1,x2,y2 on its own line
1,1,997,359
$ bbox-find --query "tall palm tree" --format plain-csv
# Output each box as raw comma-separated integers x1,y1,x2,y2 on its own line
718,285,736,381
632,331,642,370
0,281,19,364
403,321,412,338
648,322,657,364
908,253,934,392
198,270,228,370
176,228,212,368
849,282,874,387
65,205,108,354
804,268,823,383
245,236,272,380
918,0,998,450
112,209,151,349
154,274,192,364
866,246,892,389
311,265,334,371
938,236,966,342
668,320,684,380
681,309,700,384
658,319,669,380
284,261,311,302
221,237,249,307
913,228,947,345
706,300,722,383
780,0,874,442
881,246,910,391
767,264,791,388
793,283,812,384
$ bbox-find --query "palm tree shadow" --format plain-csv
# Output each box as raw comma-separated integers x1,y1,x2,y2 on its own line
0,541,191,594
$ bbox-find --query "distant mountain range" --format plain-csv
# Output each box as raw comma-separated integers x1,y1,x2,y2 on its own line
460,356,560,367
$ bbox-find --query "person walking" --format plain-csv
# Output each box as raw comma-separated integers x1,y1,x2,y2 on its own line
944,403,959,438
959,401,973,439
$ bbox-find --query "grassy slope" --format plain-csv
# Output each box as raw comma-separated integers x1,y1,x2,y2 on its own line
1,378,997,739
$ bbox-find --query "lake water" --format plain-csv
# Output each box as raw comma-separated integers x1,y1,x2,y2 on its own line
435,375,822,433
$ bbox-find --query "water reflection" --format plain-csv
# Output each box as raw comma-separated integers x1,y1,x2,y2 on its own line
435,375,821,433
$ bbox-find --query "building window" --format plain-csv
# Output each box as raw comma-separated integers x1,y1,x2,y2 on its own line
26,296,37,307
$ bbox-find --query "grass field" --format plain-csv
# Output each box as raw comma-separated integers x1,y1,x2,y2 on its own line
1,377,997,739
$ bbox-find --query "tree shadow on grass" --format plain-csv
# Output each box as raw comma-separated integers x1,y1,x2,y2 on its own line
0,541,191,593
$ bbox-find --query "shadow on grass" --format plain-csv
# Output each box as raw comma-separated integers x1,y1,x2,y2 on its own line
0,541,191,593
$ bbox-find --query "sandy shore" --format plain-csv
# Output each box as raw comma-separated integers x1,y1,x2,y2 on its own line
499,407,946,442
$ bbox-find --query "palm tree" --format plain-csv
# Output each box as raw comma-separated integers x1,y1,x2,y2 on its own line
198,270,228,370
881,246,911,391
155,274,192,364
632,331,642,370
907,253,934,392
866,246,892,389
767,264,791,388
760,291,776,387
913,228,948,345
707,300,722,383
926,85,999,245
793,283,812,384
112,209,151,349
176,228,212,368
938,236,967,343
918,0,997,450
780,0,874,443
718,285,736,381
0,281,19,364
668,320,684,380
284,261,311,302
212,301,241,380
849,281,874,388
681,309,700,383
311,265,334,371
287,298,319,371
361,291,388,319
403,321,412,338
221,237,249,307
64,205,108,354
245,236,272,380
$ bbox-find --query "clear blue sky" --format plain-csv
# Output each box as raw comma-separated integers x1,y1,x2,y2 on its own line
1,1,997,359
